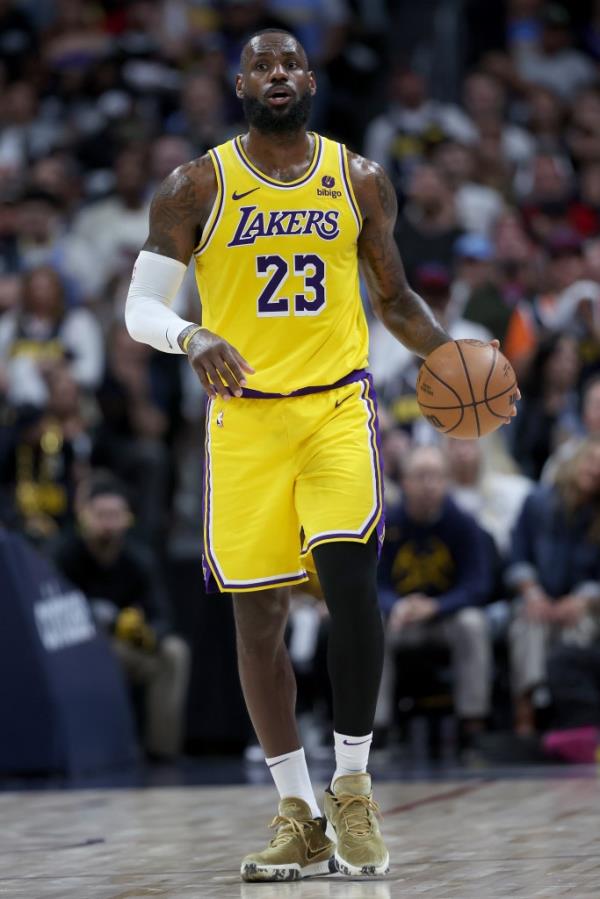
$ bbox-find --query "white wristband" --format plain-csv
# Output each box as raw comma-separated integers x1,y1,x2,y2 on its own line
125,250,195,354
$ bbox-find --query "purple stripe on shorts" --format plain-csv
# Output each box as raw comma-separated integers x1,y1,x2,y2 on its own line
201,398,220,593
240,368,369,400
366,373,386,556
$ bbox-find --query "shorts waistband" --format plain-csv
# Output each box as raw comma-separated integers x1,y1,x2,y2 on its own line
240,369,370,399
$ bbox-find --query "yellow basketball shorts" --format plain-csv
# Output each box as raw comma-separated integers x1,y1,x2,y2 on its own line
201,370,384,593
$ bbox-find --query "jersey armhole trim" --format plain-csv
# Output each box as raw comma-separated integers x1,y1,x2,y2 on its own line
194,148,226,256
339,143,363,235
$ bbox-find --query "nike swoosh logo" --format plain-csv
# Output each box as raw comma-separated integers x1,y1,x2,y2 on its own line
306,845,327,860
335,394,352,409
342,738,371,746
267,757,289,768
232,187,260,201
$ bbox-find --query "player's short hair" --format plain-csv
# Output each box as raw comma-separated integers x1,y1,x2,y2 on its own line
240,28,307,68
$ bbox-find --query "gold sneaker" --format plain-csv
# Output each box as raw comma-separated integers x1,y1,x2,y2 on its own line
240,797,335,882
324,773,390,876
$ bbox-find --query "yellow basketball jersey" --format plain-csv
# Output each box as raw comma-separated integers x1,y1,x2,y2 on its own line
193,133,369,395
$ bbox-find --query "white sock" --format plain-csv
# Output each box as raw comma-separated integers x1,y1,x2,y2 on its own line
332,730,373,785
265,747,321,819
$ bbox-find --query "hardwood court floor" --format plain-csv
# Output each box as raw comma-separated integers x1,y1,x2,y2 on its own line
1,773,599,898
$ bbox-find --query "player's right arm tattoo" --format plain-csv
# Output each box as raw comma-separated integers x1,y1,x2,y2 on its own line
350,154,451,358
143,155,216,264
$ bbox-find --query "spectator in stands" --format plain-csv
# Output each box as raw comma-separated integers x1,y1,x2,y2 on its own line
149,135,194,187
462,70,535,170
507,437,600,735
0,265,104,407
51,471,191,760
0,80,63,181
451,233,513,345
29,152,83,222
92,323,179,548
525,85,566,156
517,154,577,243
433,141,504,236
446,437,532,557
0,383,86,544
363,68,473,193
503,227,586,376
165,71,233,154
13,188,100,301
549,279,600,385
515,4,596,101
394,164,463,284
542,374,600,483
72,145,151,294
375,445,493,743
510,333,580,480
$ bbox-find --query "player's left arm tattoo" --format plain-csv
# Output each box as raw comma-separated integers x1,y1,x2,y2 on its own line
349,154,451,358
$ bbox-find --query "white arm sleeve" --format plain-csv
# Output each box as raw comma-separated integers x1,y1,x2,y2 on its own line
125,250,196,354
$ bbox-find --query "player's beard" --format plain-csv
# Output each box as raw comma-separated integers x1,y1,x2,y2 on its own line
243,90,312,134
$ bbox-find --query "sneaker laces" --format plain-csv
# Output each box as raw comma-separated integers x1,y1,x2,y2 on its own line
268,815,310,849
336,793,381,837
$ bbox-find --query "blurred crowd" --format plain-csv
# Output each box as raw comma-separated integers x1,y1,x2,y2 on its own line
2,0,600,764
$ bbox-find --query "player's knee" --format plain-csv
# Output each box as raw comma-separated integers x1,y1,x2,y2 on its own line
233,589,289,656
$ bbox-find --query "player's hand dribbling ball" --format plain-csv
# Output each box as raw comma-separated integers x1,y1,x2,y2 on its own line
416,339,519,439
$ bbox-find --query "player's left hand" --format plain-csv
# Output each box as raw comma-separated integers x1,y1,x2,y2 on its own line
489,339,520,422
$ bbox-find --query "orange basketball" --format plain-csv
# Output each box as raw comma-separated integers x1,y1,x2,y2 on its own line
416,339,518,439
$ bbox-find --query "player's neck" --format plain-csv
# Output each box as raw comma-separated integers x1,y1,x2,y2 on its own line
243,127,313,181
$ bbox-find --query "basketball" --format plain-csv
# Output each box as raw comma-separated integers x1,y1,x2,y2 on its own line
416,339,518,439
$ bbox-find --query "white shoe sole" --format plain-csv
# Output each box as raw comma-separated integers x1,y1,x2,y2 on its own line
334,850,390,877
240,856,336,882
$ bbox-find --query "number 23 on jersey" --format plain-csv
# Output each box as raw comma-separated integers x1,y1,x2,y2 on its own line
256,253,326,318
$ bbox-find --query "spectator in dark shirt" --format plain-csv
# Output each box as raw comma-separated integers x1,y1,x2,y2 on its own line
510,332,581,480
92,323,180,548
507,436,600,735
393,164,463,284
51,471,190,760
375,445,493,739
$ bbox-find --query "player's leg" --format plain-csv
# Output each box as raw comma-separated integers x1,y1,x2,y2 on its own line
234,587,334,882
233,586,300,760
293,377,389,876
313,536,389,876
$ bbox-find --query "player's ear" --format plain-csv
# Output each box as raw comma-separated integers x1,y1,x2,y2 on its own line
235,73,244,99
308,70,317,96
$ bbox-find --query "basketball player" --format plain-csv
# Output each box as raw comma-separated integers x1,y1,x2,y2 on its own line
125,29,517,881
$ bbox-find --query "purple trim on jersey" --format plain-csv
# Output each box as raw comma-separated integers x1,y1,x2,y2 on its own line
234,134,323,189
195,149,225,256
240,368,369,399
302,373,385,556
339,143,362,233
